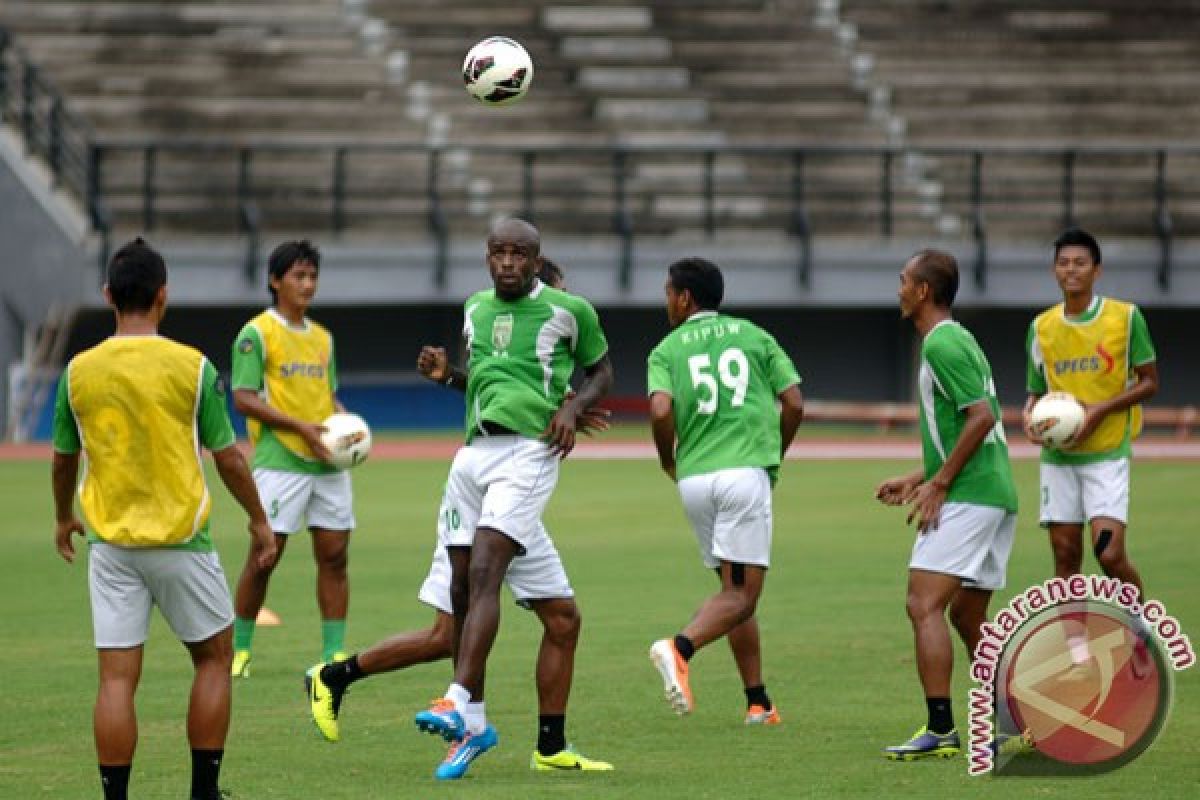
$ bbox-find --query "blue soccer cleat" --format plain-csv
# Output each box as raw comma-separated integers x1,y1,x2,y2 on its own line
883,726,961,761
415,698,466,742
434,725,498,780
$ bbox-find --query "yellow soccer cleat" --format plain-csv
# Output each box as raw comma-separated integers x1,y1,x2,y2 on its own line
231,650,251,678
531,745,614,772
304,663,344,743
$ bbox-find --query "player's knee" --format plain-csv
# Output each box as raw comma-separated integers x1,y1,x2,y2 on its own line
317,547,349,574
905,592,939,623
467,562,506,595
427,626,454,660
545,603,581,644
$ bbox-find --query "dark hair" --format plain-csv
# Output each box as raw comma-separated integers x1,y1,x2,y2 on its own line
667,257,724,311
538,257,564,288
107,237,167,312
1053,227,1101,265
909,249,959,308
267,240,321,302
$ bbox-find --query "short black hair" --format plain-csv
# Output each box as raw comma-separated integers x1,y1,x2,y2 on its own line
267,240,321,301
667,257,724,311
1053,227,1102,265
538,257,564,288
107,237,166,312
910,249,959,308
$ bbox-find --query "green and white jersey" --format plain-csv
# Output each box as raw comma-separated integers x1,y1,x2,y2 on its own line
918,320,1017,512
462,281,608,442
647,311,801,482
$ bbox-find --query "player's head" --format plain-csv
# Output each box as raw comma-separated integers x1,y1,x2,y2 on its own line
1052,227,1102,296
899,249,958,317
665,257,723,327
538,257,565,290
104,237,167,315
267,239,320,309
486,217,541,300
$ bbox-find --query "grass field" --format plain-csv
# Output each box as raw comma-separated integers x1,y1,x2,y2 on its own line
2,455,1198,798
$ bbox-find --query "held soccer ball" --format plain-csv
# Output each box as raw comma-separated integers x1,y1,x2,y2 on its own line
319,412,372,470
462,36,533,106
1030,392,1085,448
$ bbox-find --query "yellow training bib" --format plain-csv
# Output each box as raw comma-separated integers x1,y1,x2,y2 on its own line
246,311,335,460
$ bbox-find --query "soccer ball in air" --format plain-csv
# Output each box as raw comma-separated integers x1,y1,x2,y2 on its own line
462,36,533,106
320,412,372,470
1029,392,1085,448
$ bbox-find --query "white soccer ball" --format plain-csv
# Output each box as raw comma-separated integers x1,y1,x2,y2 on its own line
319,412,372,470
1030,392,1085,448
462,36,533,106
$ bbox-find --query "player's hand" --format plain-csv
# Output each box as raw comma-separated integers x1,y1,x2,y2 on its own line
54,517,86,563
907,481,947,533
578,406,611,436
298,421,333,463
543,405,579,458
875,474,920,506
1063,404,1101,449
1021,409,1043,445
417,346,450,383
248,519,278,570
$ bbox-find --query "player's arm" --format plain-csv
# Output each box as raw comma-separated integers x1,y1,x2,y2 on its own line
417,345,468,392
908,399,995,532
546,353,614,457
232,389,332,462
49,372,85,563
649,390,677,481
777,384,804,458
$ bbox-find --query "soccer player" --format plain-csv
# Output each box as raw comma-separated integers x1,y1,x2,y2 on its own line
644,257,804,724
876,249,1017,760
50,238,277,800
1023,228,1158,664
229,240,355,675
304,259,612,775
407,218,614,780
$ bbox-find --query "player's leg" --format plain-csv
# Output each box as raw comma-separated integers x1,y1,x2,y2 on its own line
309,471,356,662
95,647,142,800
453,527,519,700
231,468,308,675
727,615,779,724
182,627,233,800
948,587,993,654
1042,462,1086,579
1080,458,1141,595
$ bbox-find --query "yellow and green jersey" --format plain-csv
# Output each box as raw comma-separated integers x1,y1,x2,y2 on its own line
918,320,1017,512
461,282,608,442
231,309,339,475
646,311,801,483
1026,296,1156,466
52,335,236,551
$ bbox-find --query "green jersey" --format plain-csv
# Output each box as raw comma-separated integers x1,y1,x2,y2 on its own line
646,311,801,482
52,356,235,552
918,320,1017,512
462,282,608,442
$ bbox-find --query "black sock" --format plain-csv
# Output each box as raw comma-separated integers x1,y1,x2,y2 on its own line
537,714,566,757
673,634,695,662
744,685,771,710
926,697,954,735
99,764,130,800
190,748,223,800
321,655,365,692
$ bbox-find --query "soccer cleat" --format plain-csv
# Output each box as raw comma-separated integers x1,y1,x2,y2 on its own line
744,704,782,725
231,650,251,678
434,724,498,780
883,726,961,761
304,663,344,743
415,698,466,742
991,729,1035,758
530,745,614,771
649,639,693,715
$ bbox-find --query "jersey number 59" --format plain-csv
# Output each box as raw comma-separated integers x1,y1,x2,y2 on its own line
688,348,749,414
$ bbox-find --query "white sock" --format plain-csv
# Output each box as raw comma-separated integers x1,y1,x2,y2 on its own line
445,683,471,712
465,701,487,735
1067,633,1091,665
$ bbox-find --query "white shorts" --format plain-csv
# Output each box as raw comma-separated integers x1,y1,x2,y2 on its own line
1039,458,1130,526
254,468,355,534
89,542,234,648
417,524,574,613
677,467,773,569
438,436,559,553
909,502,1016,591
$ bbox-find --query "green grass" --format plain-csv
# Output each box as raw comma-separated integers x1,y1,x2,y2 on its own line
2,457,1198,798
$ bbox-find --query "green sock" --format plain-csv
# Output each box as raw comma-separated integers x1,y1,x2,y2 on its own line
321,619,346,662
233,617,256,652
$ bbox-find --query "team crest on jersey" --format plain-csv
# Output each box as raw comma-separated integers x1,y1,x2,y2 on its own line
238,337,255,354
492,313,514,353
